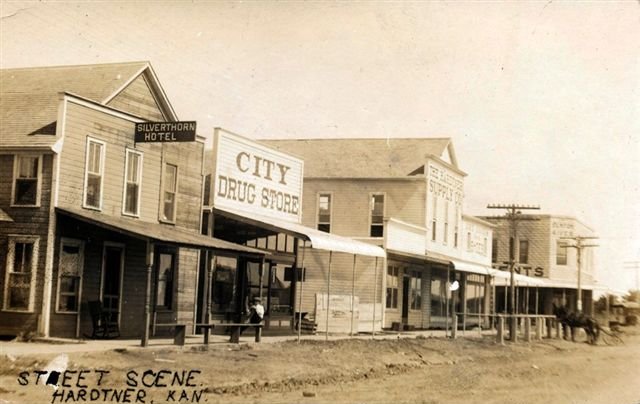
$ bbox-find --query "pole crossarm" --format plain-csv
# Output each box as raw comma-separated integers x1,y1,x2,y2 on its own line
486,203,540,341
558,235,599,313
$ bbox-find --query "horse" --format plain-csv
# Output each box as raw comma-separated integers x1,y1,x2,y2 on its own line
553,305,600,344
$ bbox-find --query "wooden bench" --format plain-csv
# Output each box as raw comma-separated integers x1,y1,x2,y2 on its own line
221,323,263,343
155,324,187,346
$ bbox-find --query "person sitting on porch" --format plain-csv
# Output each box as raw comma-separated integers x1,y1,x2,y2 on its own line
241,297,264,335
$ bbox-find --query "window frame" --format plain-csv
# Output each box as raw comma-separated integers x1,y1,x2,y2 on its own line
443,202,449,245
3,235,39,312
11,154,43,207
431,195,437,242
122,148,144,217
556,240,568,266
55,238,85,314
369,192,386,238
410,271,422,311
386,265,399,310
155,249,176,311
83,137,106,211
316,192,333,233
518,239,529,264
160,163,178,224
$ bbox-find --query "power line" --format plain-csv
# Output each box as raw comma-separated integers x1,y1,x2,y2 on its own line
487,203,540,341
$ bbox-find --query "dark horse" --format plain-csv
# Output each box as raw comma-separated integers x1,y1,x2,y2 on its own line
553,304,600,344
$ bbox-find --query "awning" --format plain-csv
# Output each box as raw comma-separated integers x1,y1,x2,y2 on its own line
490,269,545,286
450,260,492,276
212,207,386,258
535,277,596,290
57,207,266,256
0,208,13,222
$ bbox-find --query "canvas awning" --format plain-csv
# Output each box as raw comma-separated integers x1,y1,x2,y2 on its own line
450,260,492,276
212,207,386,258
57,207,266,256
489,269,545,286
535,278,596,290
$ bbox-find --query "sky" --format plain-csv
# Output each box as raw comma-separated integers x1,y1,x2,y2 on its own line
1,1,639,292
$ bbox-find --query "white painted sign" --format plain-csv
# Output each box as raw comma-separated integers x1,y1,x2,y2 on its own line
213,129,304,223
427,160,464,206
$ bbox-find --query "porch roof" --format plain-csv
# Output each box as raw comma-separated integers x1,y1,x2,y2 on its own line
57,207,266,256
450,260,492,276
212,207,386,258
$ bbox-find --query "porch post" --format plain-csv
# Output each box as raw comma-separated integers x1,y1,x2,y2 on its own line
372,257,378,338
297,241,306,343
351,254,357,336
142,241,154,347
325,251,333,342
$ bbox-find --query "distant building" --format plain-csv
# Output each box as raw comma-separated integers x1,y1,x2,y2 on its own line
481,214,597,315
0,62,261,339
262,138,495,331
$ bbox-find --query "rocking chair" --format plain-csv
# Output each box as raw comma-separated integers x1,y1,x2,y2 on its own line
87,300,120,339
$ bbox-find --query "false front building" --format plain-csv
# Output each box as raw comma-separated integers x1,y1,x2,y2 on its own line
481,214,598,315
0,62,262,341
261,138,495,331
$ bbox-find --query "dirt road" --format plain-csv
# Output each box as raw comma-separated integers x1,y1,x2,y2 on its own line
1,328,639,404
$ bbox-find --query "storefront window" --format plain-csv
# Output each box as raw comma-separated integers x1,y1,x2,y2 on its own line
386,266,399,309
430,274,447,318
4,236,38,311
410,271,422,310
211,256,237,314
465,274,485,316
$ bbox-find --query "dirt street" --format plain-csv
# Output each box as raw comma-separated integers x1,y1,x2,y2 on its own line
1,327,639,404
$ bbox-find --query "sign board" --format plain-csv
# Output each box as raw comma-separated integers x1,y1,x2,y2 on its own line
134,121,197,142
213,129,304,223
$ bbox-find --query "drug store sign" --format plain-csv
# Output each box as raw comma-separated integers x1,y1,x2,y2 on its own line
213,130,304,223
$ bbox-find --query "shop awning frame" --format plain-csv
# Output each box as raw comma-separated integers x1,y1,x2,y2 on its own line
57,207,266,256
450,260,492,276
490,269,545,286
211,207,386,258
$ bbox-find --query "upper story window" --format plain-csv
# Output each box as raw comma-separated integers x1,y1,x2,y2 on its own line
4,236,39,312
162,163,178,223
454,208,460,248
83,138,105,210
431,196,437,241
467,232,472,251
518,239,529,264
443,203,449,245
12,155,42,206
556,240,567,265
492,238,498,263
123,149,143,216
317,193,332,233
370,194,385,237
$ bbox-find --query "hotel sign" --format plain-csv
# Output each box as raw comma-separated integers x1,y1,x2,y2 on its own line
213,129,304,223
134,121,197,142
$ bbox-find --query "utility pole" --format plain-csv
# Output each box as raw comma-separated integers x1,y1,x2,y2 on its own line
487,204,540,341
559,236,599,313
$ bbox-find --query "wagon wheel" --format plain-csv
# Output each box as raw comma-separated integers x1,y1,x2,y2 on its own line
601,330,624,346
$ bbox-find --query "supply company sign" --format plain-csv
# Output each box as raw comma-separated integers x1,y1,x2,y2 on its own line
213,130,304,223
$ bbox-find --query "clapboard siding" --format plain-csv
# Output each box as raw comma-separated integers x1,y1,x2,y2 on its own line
162,142,204,230
176,248,199,324
107,74,165,121
0,154,53,334
59,102,165,221
294,248,382,322
300,179,426,237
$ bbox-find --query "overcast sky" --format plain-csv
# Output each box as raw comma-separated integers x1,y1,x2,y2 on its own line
1,1,638,292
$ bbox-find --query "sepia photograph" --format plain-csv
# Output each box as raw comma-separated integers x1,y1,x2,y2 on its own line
0,1,639,403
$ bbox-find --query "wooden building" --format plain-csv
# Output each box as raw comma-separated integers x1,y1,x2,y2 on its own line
0,62,263,340
262,138,497,331
482,214,598,316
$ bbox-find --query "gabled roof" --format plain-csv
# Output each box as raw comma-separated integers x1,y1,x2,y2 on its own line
260,138,459,178
0,61,175,149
